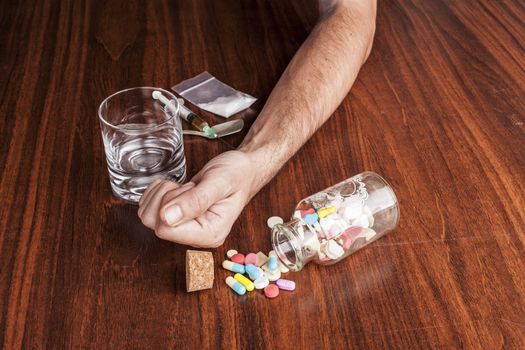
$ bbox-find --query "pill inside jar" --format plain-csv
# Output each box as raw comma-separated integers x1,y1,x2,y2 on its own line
271,171,400,271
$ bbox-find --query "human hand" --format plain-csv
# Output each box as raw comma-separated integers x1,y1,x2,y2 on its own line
138,150,258,248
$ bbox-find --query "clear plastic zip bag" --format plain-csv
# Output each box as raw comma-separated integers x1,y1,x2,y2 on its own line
172,71,257,118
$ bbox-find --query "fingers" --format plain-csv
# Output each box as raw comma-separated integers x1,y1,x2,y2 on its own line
155,220,211,247
138,180,193,229
154,209,231,248
138,179,162,206
159,177,230,227
138,180,166,217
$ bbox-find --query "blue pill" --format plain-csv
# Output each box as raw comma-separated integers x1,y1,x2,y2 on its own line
245,264,261,280
222,260,245,274
268,256,278,271
226,276,246,295
304,213,319,225
232,264,245,274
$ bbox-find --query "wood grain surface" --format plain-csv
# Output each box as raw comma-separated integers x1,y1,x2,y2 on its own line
1,0,525,348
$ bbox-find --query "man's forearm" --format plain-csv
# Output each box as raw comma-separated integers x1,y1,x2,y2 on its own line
239,1,376,198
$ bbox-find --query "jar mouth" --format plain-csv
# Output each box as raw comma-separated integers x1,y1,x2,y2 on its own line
272,224,304,272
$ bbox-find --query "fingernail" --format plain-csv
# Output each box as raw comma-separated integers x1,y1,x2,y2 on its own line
164,205,182,226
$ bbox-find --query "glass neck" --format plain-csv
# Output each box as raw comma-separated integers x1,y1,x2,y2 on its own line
271,219,318,271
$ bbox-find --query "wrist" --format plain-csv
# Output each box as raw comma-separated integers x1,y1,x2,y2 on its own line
237,142,282,199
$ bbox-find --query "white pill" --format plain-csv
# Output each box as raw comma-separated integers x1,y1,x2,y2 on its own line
293,210,302,219
262,260,282,276
321,217,343,236
319,217,336,231
279,262,289,273
353,214,370,228
256,251,269,267
267,216,284,228
357,228,377,241
324,240,345,260
336,217,351,230
265,268,281,282
226,249,238,258
340,198,363,222
363,206,374,227
328,197,344,207
253,275,270,289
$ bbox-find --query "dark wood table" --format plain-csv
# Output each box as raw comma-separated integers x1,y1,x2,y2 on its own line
2,0,524,348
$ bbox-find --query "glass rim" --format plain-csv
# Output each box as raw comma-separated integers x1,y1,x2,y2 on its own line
98,86,180,131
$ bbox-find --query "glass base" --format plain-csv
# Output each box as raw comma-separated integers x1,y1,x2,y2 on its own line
109,171,186,204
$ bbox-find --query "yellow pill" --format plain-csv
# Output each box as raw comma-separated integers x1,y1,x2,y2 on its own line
317,206,337,219
234,273,255,292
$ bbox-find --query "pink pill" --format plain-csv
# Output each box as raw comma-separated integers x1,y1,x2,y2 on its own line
231,253,245,264
341,227,363,250
276,279,296,291
300,208,316,217
244,253,259,266
264,284,279,298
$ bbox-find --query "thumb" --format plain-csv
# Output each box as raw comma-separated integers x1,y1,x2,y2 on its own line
160,177,229,226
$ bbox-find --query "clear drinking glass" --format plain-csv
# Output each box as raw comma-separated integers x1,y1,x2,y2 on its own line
98,87,187,203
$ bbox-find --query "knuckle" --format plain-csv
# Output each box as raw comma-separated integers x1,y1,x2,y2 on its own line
160,191,173,207
140,215,156,230
154,222,173,240
216,177,232,194
206,227,227,248
143,179,162,195
190,188,210,212
209,238,225,248
154,226,169,240
159,180,178,192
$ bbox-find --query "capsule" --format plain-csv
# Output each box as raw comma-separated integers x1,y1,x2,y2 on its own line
234,273,255,292
267,256,278,271
226,276,246,295
245,264,261,280
317,206,337,219
222,260,245,274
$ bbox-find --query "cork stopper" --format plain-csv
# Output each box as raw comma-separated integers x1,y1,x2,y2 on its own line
185,250,214,292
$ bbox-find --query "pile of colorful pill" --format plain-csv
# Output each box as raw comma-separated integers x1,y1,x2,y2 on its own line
282,178,378,263
222,249,295,298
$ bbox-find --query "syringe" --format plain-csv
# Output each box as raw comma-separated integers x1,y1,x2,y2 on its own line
152,90,217,138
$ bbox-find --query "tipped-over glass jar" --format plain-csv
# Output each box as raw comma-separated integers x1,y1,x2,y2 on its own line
272,171,399,271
